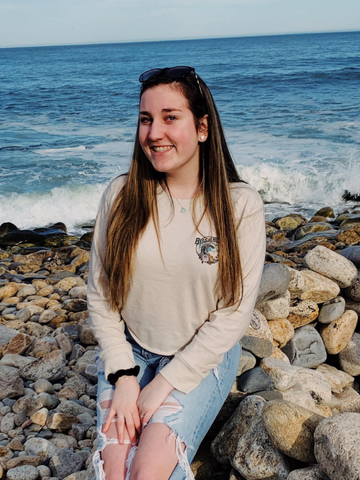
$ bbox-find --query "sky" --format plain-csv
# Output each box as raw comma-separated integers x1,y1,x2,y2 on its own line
0,0,360,48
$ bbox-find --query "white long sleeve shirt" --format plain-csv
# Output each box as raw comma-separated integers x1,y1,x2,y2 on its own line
87,175,266,394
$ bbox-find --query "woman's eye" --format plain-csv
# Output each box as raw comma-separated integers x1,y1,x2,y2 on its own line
165,115,177,121
140,117,151,124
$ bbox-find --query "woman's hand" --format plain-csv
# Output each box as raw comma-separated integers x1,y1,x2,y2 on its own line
137,374,174,427
102,376,141,446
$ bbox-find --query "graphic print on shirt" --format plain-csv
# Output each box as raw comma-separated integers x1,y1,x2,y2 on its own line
195,236,219,265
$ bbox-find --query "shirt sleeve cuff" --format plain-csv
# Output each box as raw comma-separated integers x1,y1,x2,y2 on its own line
159,354,204,394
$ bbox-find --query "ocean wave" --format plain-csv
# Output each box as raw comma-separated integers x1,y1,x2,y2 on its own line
238,159,360,206
0,183,107,234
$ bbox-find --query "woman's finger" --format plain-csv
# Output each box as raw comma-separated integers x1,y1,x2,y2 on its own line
141,411,152,430
133,409,141,435
102,408,115,434
116,414,125,444
125,414,137,446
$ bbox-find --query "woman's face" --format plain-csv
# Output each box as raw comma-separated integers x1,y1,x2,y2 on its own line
139,84,207,180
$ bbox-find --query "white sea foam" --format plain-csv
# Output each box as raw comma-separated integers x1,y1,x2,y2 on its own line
0,183,108,235
238,157,360,206
37,145,87,154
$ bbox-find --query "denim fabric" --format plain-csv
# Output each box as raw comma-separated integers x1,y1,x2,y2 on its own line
94,328,241,480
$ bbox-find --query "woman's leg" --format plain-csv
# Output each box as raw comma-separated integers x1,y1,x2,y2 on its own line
129,343,241,480
94,350,155,480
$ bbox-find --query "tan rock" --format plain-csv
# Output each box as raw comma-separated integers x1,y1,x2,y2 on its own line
269,346,290,363
4,333,32,355
46,412,78,431
241,310,274,358
304,245,358,288
260,357,298,391
281,384,318,413
287,267,308,299
320,310,358,354
70,251,90,268
300,270,340,303
46,299,60,309
7,437,24,451
38,310,58,325
288,300,319,328
58,387,78,399
54,277,79,292
316,364,354,394
294,367,332,405
337,224,360,245
6,456,43,469
333,387,360,413
30,407,49,426
36,286,53,297
275,216,303,230
2,297,20,305
32,280,48,290
0,283,24,301
262,400,324,463
268,318,294,348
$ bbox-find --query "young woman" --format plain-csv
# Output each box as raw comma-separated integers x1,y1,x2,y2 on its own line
88,66,266,480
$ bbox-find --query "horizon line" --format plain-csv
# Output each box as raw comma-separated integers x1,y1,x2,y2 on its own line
1,28,359,50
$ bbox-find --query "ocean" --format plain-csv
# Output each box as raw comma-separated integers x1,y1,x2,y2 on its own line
1,31,360,234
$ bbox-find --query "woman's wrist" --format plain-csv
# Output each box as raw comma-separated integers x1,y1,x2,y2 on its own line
107,366,140,385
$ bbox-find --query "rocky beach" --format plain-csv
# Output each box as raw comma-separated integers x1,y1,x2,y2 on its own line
0,202,360,480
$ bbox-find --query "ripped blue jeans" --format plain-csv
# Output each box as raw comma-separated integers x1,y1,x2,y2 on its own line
94,328,241,480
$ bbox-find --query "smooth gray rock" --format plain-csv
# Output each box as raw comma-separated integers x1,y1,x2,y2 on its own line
256,263,291,305
304,245,358,288
211,395,266,464
33,379,53,394
318,297,346,324
20,350,67,382
7,465,39,480
314,413,360,480
0,324,18,346
237,350,257,376
37,465,51,479
49,449,85,480
287,466,330,480
231,415,291,480
1,412,15,433
24,437,58,459
340,246,360,268
237,367,274,393
339,332,360,376
282,325,327,368
16,308,32,322
0,364,25,400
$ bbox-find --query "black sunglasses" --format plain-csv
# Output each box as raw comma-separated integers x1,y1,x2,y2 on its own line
139,66,203,97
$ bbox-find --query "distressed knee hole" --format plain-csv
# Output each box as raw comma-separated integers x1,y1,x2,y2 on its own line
99,389,117,426
151,394,182,424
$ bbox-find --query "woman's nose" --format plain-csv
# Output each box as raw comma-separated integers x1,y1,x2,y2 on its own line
148,120,164,141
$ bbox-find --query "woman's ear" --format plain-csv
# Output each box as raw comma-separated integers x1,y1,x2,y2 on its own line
198,115,208,142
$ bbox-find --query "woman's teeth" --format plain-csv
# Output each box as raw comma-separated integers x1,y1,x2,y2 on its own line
151,146,173,152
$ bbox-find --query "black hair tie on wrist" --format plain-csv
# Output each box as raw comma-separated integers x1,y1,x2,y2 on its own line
107,366,140,385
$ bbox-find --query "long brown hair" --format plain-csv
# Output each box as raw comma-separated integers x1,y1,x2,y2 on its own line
103,70,244,311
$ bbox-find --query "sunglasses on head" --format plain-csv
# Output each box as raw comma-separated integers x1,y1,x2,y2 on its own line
139,66,204,97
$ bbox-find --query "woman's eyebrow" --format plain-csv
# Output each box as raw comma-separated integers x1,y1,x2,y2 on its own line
139,108,182,115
